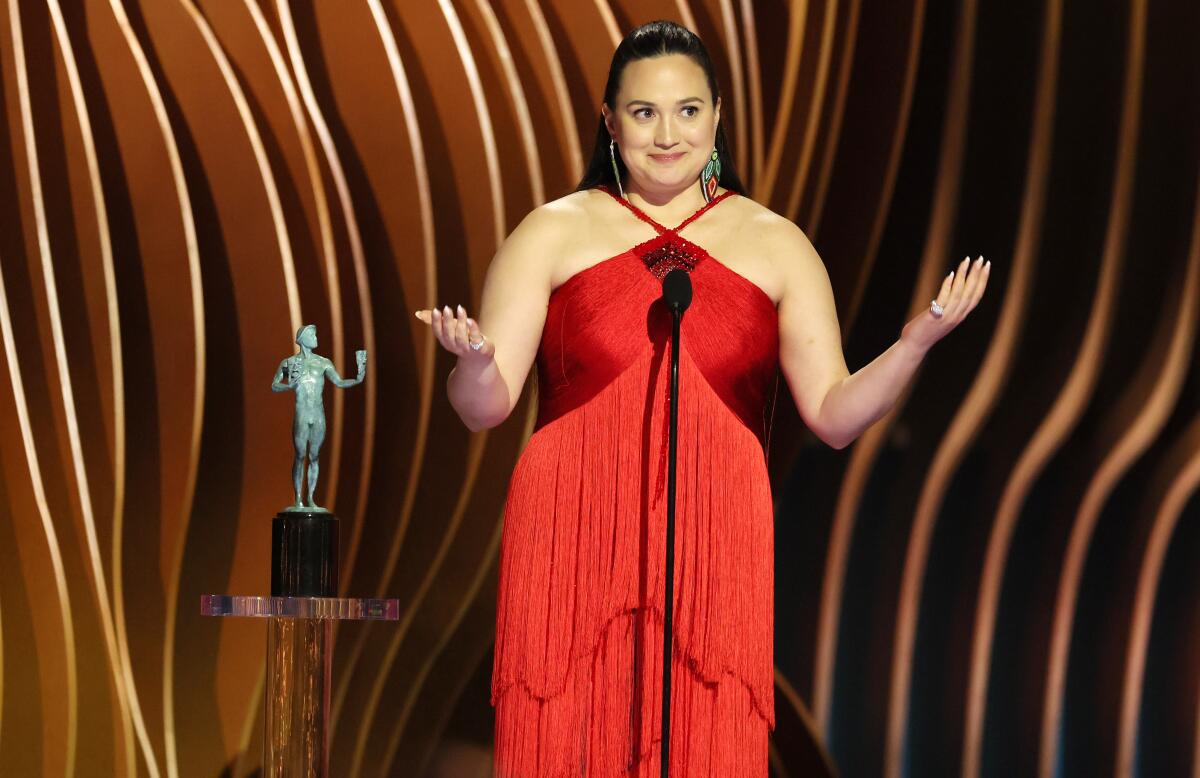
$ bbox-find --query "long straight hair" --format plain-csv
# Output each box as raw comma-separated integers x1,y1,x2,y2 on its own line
574,20,747,196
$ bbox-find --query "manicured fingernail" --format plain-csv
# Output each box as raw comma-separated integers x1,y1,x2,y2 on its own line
457,304,465,316
467,318,475,327
949,271,955,279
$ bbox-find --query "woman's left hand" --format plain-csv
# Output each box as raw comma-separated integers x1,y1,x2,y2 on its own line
901,255,991,353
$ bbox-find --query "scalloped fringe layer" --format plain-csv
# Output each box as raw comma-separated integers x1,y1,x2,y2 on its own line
492,604,773,727
492,609,769,777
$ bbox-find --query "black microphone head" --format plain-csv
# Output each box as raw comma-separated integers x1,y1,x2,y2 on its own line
662,268,693,312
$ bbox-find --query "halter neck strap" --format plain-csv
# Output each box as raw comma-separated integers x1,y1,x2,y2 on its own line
598,185,737,234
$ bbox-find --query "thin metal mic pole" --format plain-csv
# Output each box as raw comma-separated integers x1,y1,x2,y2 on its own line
659,269,691,778
660,304,681,778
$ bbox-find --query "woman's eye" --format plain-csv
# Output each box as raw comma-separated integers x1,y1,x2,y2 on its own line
682,106,699,117
635,108,654,119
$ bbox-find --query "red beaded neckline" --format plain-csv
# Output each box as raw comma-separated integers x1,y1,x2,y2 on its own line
597,185,737,278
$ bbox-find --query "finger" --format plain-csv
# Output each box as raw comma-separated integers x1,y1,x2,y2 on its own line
940,260,966,317
467,317,494,357
937,270,954,300
932,270,954,315
964,260,990,314
415,309,432,324
453,305,470,350
430,306,446,346
433,306,456,353
466,316,483,346
442,305,461,353
950,255,971,300
944,256,973,316
956,256,985,321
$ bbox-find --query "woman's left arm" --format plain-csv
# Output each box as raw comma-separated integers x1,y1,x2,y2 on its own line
776,222,990,450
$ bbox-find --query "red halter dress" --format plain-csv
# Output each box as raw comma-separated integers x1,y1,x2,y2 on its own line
491,186,779,776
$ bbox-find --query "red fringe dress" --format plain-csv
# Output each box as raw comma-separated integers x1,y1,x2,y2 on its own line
491,186,779,776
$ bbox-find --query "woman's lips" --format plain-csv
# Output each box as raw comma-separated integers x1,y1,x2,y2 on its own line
650,152,686,163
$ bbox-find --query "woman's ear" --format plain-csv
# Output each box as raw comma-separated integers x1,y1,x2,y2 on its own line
602,103,616,138
713,96,721,133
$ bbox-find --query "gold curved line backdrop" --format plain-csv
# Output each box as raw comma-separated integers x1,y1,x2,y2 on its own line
0,2,1197,777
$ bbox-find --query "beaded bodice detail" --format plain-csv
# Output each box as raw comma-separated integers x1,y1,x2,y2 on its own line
599,185,738,279
641,240,698,278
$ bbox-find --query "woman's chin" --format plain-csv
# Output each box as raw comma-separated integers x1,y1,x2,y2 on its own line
637,170,699,191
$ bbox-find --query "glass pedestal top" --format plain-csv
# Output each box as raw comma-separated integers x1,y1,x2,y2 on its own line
201,595,399,620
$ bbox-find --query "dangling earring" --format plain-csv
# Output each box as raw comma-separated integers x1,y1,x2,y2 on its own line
700,147,721,202
609,137,625,199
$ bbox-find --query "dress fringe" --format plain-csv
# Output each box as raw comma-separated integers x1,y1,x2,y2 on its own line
491,349,775,775
493,609,769,777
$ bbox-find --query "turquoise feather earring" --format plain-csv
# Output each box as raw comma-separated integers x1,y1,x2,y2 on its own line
700,148,720,202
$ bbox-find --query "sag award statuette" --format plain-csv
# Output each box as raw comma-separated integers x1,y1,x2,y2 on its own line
268,325,365,597
200,325,397,778
272,324,367,513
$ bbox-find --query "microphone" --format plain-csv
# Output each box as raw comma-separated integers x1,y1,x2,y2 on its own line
662,268,693,313
658,266,691,777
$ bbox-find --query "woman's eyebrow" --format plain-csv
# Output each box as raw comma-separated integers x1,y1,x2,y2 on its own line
625,96,706,108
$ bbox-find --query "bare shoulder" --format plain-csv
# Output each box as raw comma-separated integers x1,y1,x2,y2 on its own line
488,192,585,276
482,192,592,298
731,196,821,261
504,190,589,245
719,195,827,300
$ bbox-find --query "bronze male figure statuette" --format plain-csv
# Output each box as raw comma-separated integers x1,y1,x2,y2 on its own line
271,324,367,511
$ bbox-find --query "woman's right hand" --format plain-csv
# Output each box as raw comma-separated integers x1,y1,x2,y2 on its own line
415,304,496,363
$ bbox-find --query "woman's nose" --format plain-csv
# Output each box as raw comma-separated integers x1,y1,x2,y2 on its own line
655,117,677,147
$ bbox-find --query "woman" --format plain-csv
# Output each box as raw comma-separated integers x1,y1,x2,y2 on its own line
416,19,988,777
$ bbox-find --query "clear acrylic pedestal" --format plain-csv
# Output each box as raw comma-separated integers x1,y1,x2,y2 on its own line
201,595,399,777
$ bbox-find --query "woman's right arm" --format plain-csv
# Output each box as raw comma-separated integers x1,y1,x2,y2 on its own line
416,201,575,431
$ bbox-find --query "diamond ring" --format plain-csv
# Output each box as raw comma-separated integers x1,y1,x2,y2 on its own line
930,300,944,318
469,336,485,351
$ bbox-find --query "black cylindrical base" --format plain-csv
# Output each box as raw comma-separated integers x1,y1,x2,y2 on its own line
271,512,339,597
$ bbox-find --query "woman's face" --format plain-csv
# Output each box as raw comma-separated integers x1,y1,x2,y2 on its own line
603,53,721,197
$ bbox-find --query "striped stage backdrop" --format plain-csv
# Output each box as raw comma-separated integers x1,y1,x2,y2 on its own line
0,1,1195,776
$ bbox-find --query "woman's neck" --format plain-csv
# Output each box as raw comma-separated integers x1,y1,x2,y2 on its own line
622,179,724,221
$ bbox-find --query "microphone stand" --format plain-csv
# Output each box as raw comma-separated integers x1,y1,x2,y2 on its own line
659,269,691,778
